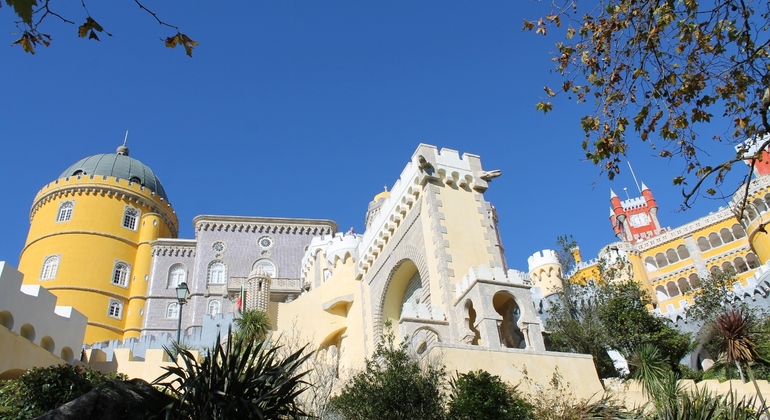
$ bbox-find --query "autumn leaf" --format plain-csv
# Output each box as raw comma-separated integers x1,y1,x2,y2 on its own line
165,33,198,57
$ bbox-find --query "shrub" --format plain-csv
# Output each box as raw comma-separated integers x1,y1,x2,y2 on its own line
154,327,311,419
448,370,533,420
329,324,446,420
0,364,126,419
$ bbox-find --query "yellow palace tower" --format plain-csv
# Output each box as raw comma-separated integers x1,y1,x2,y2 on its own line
17,145,178,343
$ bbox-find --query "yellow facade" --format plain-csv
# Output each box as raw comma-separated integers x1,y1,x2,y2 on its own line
571,175,770,317
18,149,178,343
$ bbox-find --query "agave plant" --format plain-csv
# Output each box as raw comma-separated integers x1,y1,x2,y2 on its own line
714,309,767,414
154,327,311,419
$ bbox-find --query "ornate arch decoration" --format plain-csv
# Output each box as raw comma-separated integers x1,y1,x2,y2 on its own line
373,244,431,340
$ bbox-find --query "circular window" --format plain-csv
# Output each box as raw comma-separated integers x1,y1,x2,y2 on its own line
258,236,274,249
212,241,226,253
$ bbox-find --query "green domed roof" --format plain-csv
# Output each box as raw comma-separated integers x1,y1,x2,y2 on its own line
59,148,169,201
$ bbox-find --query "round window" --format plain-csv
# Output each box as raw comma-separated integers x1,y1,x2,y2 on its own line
212,241,226,253
258,236,274,249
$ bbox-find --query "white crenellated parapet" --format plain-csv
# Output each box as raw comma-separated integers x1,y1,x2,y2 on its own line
0,262,88,363
356,144,494,279
300,232,362,282
401,303,446,321
454,265,531,299
527,249,560,273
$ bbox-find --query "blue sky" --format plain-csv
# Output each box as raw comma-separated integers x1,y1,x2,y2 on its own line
0,1,748,272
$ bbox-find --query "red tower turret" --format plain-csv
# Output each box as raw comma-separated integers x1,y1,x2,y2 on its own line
608,184,662,243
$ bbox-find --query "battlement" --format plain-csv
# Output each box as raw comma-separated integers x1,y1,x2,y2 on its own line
0,262,87,364
87,312,237,360
620,196,647,211
454,265,531,300
300,232,362,281
527,250,560,272
356,144,493,279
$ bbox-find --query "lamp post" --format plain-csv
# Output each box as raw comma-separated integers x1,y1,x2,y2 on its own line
175,282,190,344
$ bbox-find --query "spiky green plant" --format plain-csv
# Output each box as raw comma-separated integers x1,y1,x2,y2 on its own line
154,327,310,419
234,309,271,342
714,309,767,415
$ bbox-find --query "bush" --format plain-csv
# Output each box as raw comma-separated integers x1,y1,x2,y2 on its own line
329,324,446,420
448,370,533,420
0,364,126,419
154,327,311,419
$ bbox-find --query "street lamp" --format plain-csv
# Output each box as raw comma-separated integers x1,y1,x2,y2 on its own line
175,282,190,344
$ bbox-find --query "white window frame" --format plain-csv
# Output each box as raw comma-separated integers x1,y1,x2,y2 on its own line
122,206,140,231
107,299,123,319
208,300,221,316
167,302,180,319
208,261,227,284
252,259,277,279
56,201,74,223
168,264,186,288
40,255,60,280
112,261,131,287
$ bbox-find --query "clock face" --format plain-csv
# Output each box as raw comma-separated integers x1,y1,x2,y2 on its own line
629,212,651,228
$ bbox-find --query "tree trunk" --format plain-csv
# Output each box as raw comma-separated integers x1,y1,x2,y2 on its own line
746,365,769,420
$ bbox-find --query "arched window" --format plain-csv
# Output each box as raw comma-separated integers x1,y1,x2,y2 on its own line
655,253,668,268
56,201,74,222
720,228,734,244
252,259,278,278
107,300,123,319
168,264,186,288
708,232,722,248
167,302,180,319
666,281,680,297
655,285,668,300
754,198,768,213
746,253,760,269
722,261,735,274
710,266,723,276
735,257,749,273
122,207,139,230
644,256,657,271
746,206,758,221
208,261,226,284
112,262,130,287
40,255,59,280
666,249,679,264
208,300,221,316
689,273,701,288
697,237,711,252
732,223,747,239
677,277,691,293
677,245,690,259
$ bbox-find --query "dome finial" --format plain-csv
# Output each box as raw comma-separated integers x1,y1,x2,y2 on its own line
116,130,129,156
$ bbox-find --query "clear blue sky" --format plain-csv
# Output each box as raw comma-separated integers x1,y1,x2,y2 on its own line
0,1,747,272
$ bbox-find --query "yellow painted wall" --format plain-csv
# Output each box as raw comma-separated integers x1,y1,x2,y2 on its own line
0,327,65,380
18,175,177,343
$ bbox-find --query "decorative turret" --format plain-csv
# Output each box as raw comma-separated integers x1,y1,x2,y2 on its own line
244,267,271,313
527,250,563,298
607,184,662,243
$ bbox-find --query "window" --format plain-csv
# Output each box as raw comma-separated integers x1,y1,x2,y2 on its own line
168,264,186,288
56,201,74,222
208,261,226,284
40,255,60,280
112,262,130,287
252,259,277,278
208,300,221,316
167,302,180,319
122,207,140,230
107,300,123,319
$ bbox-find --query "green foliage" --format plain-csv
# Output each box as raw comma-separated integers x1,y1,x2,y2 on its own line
525,0,770,206
447,370,533,420
684,270,743,324
234,309,271,342
154,327,311,419
329,323,446,420
0,364,126,419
